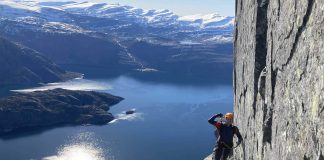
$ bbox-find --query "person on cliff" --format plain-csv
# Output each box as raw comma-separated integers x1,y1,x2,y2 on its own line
208,112,243,160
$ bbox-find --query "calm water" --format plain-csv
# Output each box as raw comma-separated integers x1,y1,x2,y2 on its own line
0,76,233,160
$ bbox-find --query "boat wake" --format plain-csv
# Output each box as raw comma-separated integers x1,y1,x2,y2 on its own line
109,109,144,123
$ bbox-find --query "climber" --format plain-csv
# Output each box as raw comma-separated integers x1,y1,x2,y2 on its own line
208,112,243,160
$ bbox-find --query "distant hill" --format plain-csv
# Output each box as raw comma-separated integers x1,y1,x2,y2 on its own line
0,37,80,86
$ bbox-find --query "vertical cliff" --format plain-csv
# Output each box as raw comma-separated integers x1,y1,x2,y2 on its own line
234,0,323,159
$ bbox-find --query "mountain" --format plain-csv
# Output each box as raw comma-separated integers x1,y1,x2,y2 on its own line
0,0,234,83
0,0,234,42
0,37,79,86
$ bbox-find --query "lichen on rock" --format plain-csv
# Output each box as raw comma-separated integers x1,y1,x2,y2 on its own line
233,0,323,159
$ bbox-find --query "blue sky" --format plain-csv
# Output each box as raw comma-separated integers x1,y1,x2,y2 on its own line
35,0,235,16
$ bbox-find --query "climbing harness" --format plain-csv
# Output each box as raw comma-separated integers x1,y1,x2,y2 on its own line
221,142,241,149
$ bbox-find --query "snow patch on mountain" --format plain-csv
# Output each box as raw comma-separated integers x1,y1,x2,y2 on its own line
42,22,88,33
179,13,226,24
203,35,233,43
37,1,78,7
0,0,40,12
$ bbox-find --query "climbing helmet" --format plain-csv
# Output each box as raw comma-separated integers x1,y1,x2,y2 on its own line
225,112,234,120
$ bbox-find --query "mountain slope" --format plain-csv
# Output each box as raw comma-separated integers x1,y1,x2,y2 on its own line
0,37,79,85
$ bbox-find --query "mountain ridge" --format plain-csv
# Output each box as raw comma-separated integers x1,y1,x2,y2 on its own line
0,0,234,43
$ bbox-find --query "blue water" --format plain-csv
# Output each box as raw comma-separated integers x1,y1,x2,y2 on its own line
0,76,233,160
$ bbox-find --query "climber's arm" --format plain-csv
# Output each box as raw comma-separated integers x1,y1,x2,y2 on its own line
208,113,223,129
234,126,243,144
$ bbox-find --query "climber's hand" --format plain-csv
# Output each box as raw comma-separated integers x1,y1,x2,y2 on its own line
236,140,242,146
215,113,223,118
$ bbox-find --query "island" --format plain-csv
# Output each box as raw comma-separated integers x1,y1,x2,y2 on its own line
0,88,123,134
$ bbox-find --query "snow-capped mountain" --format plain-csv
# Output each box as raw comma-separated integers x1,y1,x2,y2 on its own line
0,0,234,83
0,0,234,43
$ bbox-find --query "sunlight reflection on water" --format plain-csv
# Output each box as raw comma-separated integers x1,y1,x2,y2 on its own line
42,132,108,160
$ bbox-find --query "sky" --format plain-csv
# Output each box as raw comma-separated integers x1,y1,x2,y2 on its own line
33,0,235,16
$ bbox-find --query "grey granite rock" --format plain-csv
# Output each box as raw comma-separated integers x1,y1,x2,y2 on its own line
233,0,323,159
0,88,123,134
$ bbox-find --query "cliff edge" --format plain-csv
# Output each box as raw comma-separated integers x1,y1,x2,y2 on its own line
234,0,323,159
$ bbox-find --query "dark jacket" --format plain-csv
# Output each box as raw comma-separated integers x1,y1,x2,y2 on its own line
208,114,243,147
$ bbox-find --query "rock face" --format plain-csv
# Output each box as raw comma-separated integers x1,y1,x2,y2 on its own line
234,0,323,159
0,88,123,134
0,37,80,86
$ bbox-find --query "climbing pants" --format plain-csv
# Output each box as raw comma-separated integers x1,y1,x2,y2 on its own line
213,144,231,160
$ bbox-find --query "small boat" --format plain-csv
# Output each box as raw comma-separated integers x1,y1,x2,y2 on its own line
125,110,136,115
